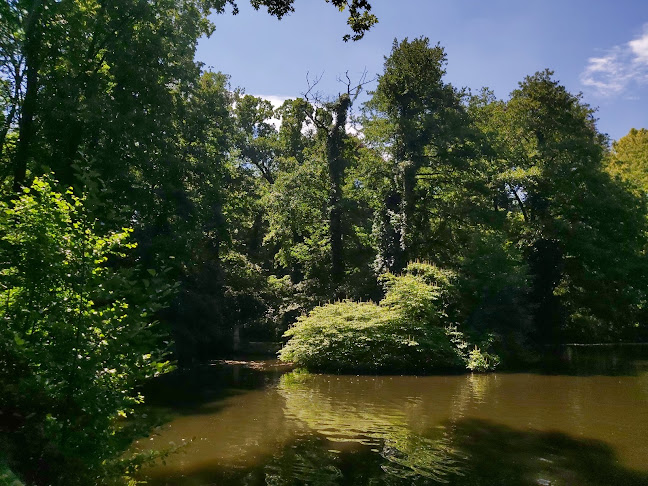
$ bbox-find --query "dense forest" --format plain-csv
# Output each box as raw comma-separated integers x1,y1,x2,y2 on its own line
1,0,647,484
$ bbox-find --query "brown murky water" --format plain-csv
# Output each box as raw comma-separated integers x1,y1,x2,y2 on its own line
135,347,648,485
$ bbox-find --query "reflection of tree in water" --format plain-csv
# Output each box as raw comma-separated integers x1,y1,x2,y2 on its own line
277,371,465,483
253,438,343,486
142,420,648,486
140,369,648,485
272,371,648,486
639,369,648,401
449,373,500,419
380,373,501,482
449,419,648,486
379,434,460,482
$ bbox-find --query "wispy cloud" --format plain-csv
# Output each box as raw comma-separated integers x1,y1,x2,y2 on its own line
581,25,648,96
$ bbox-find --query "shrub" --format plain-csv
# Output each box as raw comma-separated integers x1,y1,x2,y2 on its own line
380,262,457,323
279,263,470,373
0,178,172,485
466,346,501,372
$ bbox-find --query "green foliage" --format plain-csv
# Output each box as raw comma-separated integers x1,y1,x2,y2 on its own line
606,128,648,196
0,456,24,486
266,153,330,284
280,263,483,373
453,230,534,360
496,71,648,342
466,346,501,372
0,177,172,485
380,262,456,324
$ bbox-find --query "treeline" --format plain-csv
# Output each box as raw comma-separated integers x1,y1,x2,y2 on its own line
172,40,647,359
1,0,647,482
252,39,648,370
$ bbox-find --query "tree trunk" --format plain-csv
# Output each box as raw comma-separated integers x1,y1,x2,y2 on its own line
326,94,350,292
377,188,405,273
12,0,43,192
0,68,22,163
400,161,417,267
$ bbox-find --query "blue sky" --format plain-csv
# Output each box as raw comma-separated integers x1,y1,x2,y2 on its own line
197,0,648,141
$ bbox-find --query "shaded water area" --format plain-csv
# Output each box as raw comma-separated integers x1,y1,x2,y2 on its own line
135,346,648,485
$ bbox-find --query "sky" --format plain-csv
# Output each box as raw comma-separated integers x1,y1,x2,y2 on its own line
196,0,648,142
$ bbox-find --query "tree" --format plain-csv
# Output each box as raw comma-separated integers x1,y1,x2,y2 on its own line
606,128,648,196
0,0,24,173
233,94,280,184
363,38,470,273
300,79,358,293
0,177,173,485
164,71,235,363
249,0,377,41
491,71,647,342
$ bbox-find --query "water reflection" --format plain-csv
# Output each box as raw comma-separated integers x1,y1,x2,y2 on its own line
542,344,648,376
277,371,463,482
449,419,648,486
137,351,648,485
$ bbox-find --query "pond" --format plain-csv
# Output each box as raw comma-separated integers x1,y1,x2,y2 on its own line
135,346,648,485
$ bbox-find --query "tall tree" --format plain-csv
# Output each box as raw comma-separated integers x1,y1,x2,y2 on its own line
363,37,470,272
303,91,352,291
8,0,44,192
491,71,647,342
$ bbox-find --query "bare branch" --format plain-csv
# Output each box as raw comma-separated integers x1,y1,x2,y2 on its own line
303,70,324,104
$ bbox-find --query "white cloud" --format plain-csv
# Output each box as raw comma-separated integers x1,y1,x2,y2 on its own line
629,31,648,63
346,122,360,137
581,25,648,96
252,94,294,109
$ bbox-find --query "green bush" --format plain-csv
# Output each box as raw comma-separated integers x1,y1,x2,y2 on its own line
466,346,501,372
279,263,473,373
380,262,457,323
0,178,173,485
